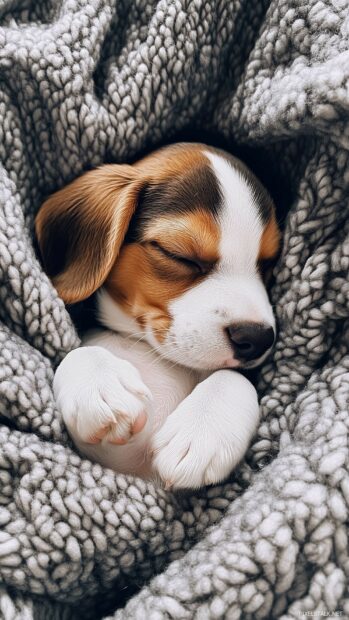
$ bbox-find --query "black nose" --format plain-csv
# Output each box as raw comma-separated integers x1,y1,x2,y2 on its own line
227,323,275,362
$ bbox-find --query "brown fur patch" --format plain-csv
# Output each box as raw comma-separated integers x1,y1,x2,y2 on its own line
135,143,210,182
259,214,280,260
143,210,220,263
106,210,220,342
258,214,281,283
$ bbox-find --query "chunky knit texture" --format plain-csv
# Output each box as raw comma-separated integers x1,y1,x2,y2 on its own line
0,0,349,618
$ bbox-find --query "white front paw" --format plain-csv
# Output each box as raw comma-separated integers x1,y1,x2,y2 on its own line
54,346,152,445
152,371,259,490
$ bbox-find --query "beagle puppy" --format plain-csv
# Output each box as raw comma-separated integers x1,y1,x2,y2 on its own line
35,143,280,490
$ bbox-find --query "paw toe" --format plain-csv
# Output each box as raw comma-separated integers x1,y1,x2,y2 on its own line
85,423,112,444
131,410,147,434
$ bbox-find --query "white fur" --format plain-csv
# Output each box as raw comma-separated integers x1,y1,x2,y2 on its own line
54,152,273,489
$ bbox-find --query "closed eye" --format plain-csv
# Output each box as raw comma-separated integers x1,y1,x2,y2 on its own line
148,240,211,275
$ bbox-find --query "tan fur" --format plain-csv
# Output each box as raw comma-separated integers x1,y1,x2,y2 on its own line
106,210,220,342
259,214,280,260
142,210,220,262
135,143,208,181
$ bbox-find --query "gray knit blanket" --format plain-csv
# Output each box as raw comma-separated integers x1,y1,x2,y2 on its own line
1,1,349,618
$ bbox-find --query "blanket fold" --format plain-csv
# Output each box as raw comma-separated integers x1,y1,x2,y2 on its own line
1,0,349,618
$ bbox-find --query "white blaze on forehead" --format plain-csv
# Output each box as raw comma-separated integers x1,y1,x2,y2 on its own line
205,151,263,273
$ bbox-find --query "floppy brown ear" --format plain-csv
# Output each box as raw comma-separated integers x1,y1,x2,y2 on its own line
35,165,143,304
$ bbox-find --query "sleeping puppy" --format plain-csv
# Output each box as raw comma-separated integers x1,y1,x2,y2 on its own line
35,143,280,490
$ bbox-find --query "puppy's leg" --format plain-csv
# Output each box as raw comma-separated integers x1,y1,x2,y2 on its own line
54,345,152,446
152,371,259,490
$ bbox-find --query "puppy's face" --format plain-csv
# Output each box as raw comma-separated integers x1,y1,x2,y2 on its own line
36,144,280,371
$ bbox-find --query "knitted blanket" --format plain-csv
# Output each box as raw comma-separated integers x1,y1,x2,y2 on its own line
1,0,349,618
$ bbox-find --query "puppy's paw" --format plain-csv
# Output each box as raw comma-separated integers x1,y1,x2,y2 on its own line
152,370,259,490
54,346,152,445
152,411,236,490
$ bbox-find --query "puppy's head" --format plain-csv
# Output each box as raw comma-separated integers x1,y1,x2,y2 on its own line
36,143,280,371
